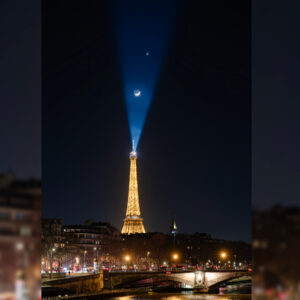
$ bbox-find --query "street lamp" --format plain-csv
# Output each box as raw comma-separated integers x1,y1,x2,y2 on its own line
171,253,179,270
124,255,130,262
94,247,99,272
124,255,131,272
146,251,151,270
220,251,228,269
83,250,87,271
49,247,56,278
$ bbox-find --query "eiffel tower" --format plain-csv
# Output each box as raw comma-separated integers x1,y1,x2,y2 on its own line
121,143,146,234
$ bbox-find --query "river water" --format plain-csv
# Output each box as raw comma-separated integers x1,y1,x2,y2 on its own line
111,293,251,300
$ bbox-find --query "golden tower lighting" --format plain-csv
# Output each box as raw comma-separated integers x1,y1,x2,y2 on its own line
121,143,146,234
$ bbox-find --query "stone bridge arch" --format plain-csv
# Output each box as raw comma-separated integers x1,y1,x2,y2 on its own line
105,270,250,290
203,271,250,288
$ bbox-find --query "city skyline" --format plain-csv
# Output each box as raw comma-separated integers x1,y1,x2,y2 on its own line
2,0,300,298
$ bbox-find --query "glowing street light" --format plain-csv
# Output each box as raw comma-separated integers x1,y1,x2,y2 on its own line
171,253,179,271
124,255,131,262
124,255,131,272
219,251,228,269
93,247,99,273
83,250,87,270
49,247,56,278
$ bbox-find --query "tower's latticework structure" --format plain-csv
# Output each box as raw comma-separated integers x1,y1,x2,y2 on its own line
121,148,146,234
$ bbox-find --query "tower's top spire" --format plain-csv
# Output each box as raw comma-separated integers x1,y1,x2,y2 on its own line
130,140,137,158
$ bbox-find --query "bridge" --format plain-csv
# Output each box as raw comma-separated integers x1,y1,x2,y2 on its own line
42,270,250,295
104,270,251,291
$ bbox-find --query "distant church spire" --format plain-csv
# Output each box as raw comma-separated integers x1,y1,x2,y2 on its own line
170,216,178,236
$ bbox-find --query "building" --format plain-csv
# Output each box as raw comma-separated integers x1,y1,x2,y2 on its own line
60,221,121,268
41,217,121,271
121,147,146,234
64,225,103,249
120,229,251,270
64,220,119,248
0,171,41,298
42,218,64,248
253,205,300,296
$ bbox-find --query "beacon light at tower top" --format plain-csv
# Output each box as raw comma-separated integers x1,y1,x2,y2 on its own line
115,0,178,157
130,140,137,158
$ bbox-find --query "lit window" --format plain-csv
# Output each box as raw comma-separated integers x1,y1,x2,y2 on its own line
20,226,31,236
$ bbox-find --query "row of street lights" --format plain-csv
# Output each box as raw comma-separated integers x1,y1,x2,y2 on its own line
121,250,245,271
123,251,228,265
44,246,100,274
44,248,244,274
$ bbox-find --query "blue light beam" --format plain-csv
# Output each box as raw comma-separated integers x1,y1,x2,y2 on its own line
114,0,177,151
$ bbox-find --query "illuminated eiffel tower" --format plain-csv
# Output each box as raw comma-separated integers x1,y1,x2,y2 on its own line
121,142,146,234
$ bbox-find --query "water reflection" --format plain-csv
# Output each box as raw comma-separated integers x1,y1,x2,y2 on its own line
113,294,251,300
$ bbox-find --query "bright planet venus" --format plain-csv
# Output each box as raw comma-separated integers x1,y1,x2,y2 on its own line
134,89,141,97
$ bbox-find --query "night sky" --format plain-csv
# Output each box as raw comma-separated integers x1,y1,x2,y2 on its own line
42,0,251,242
4,1,299,243
253,0,300,209
0,0,41,179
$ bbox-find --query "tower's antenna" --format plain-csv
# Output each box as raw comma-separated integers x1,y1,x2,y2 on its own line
132,139,135,152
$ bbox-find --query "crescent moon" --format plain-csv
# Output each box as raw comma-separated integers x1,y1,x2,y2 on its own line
134,90,141,97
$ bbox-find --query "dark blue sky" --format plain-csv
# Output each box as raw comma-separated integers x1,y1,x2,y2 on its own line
253,0,300,209
115,0,178,149
42,1,251,242
3,0,300,243
0,0,41,179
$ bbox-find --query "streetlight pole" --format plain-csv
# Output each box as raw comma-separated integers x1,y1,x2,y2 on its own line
172,253,179,271
49,247,55,279
83,250,87,271
124,255,130,272
94,247,99,272
220,251,227,269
